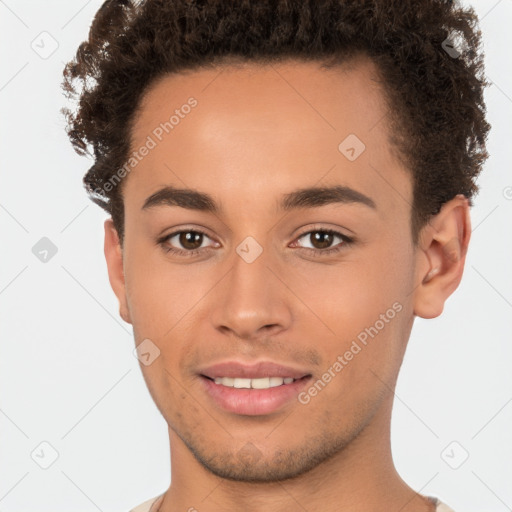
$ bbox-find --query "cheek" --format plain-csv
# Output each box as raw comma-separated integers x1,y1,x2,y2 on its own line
293,244,410,328
124,241,212,337
290,239,414,378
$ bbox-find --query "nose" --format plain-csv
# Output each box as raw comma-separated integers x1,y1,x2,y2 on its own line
210,243,293,340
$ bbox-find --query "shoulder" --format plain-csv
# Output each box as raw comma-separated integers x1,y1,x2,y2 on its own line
129,493,456,512
432,497,457,512
129,494,164,512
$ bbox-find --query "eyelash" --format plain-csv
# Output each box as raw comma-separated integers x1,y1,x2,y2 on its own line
157,227,354,259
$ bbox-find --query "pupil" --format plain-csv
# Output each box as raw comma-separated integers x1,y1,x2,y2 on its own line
312,231,333,249
180,231,202,249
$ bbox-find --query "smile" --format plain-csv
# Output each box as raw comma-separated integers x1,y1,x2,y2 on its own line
211,376,296,389
200,374,312,415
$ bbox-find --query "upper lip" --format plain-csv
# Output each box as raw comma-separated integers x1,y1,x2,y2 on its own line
198,361,311,380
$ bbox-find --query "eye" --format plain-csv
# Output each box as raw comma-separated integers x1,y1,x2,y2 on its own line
157,229,219,257
157,227,353,259
292,228,353,256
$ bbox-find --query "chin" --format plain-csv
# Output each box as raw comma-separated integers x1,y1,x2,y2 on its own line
182,429,355,483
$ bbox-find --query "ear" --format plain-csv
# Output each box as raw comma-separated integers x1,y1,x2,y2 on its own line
104,218,132,324
413,194,471,319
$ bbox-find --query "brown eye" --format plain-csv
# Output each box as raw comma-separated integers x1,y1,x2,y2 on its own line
292,228,353,257
308,231,334,249
178,231,204,250
158,229,218,256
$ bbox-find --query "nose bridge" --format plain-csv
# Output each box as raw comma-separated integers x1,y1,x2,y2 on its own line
210,234,292,337
231,235,270,298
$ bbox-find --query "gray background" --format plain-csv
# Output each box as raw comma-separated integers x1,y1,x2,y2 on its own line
0,1,511,510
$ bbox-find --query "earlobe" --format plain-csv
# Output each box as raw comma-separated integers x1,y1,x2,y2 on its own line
103,219,132,324
413,195,471,319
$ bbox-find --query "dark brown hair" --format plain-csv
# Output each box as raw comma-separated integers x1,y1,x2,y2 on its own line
62,0,490,244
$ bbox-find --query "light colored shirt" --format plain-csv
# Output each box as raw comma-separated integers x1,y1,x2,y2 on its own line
130,494,456,511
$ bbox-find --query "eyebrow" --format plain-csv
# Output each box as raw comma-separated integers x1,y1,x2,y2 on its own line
142,184,376,213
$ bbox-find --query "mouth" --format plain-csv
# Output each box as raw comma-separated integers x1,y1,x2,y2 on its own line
199,366,313,416
197,361,313,416
201,375,307,389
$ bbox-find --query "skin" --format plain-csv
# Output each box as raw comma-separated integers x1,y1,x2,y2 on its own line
104,57,471,512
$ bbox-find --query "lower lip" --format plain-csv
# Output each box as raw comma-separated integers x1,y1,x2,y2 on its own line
199,375,312,416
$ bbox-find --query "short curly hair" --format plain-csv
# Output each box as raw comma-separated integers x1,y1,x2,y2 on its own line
62,0,490,245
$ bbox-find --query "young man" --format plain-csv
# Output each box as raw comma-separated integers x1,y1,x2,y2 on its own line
62,1,489,511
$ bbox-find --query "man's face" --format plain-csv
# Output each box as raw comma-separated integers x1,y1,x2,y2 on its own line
113,58,420,481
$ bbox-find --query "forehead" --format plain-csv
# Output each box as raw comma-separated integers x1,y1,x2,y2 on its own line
133,57,386,142
126,58,411,219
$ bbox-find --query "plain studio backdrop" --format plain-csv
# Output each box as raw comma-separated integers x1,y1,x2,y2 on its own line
0,1,511,511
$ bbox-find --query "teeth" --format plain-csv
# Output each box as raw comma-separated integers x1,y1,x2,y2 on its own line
251,377,271,389
234,378,251,388
213,376,297,389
